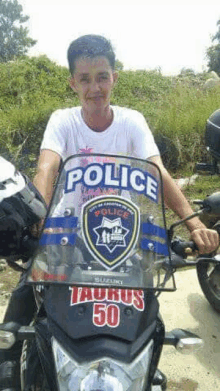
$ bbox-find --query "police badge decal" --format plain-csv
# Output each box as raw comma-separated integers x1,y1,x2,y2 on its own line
82,196,140,270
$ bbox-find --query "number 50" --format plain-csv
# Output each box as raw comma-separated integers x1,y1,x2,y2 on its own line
93,303,120,328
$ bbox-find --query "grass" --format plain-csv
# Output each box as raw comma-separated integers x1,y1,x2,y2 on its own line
182,174,220,200
1,58,220,175
164,173,220,241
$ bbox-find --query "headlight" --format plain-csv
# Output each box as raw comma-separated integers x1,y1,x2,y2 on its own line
52,337,154,391
0,330,16,349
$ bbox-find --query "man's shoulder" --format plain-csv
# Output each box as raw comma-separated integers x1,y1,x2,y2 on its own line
113,106,145,127
50,106,81,120
113,106,144,123
113,105,143,118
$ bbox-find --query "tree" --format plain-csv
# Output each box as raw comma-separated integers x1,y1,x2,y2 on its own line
179,67,195,76
206,19,220,76
0,0,36,62
115,59,124,71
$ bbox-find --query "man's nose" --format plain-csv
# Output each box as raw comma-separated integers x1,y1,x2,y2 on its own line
90,80,100,92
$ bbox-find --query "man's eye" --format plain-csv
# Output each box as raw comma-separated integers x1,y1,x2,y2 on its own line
99,75,108,81
80,77,90,83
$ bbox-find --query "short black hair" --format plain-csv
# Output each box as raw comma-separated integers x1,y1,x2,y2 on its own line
67,34,116,75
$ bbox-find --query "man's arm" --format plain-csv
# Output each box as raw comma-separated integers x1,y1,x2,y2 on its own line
33,149,61,206
148,155,219,254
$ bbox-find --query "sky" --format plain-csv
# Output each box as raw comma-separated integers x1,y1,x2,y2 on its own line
19,0,220,75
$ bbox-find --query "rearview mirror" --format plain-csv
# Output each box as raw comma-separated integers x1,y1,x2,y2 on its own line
203,192,220,215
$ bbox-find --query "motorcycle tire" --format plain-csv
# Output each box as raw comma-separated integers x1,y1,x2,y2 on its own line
196,261,220,313
21,338,50,391
30,373,50,391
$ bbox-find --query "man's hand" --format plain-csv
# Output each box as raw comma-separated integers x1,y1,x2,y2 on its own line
30,219,45,238
147,156,219,255
190,227,219,254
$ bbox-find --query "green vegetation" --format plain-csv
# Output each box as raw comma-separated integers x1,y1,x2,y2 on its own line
0,0,36,62
206,18,220,75
183,174,220,200
166,174,220,240
1,55,220,179
0,56,79,176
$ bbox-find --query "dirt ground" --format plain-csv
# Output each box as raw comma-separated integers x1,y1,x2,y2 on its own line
0,260,20,319
159,268,220,390
0,263,220,390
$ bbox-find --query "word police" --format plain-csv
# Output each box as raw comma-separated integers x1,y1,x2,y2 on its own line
65,163,158,201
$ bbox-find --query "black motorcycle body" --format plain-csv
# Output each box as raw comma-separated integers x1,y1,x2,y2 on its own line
25,154,177,391
195,119,220,313
0,154,204,391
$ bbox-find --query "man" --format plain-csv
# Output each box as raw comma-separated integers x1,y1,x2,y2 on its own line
0,34,218,391
32,35,219,389
34,34,218,253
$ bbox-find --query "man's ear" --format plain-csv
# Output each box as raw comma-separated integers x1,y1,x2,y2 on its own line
69,77,77,92
113,71,118,85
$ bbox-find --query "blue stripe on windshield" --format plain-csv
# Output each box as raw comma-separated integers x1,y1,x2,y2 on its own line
44,217,78,229
141,238,169,256
142,222,167,239
39,233,76,246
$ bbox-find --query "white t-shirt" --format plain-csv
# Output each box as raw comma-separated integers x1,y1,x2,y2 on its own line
40,106,159,160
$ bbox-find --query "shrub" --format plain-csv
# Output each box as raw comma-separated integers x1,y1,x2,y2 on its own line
1,57,220,176
0,56,79,176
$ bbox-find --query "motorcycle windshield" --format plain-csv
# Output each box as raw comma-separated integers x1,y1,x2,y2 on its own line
27,154,175,291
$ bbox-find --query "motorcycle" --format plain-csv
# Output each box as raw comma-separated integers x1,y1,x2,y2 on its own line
195,111,220,314
0,153,219,391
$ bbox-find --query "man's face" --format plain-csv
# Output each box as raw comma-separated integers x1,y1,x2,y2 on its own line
69,56,118,113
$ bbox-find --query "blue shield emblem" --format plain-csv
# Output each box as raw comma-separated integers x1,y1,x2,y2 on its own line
82,196,140,270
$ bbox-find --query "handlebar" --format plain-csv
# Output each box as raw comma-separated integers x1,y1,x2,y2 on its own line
168,237,218,272
171,238,198,258
5,230,39,272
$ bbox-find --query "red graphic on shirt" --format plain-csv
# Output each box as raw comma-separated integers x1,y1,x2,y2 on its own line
79,147,94,166
79,147,94,154
77,148,118,205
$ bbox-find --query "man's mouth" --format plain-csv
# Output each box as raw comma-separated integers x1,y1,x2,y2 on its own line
88,96,103,100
